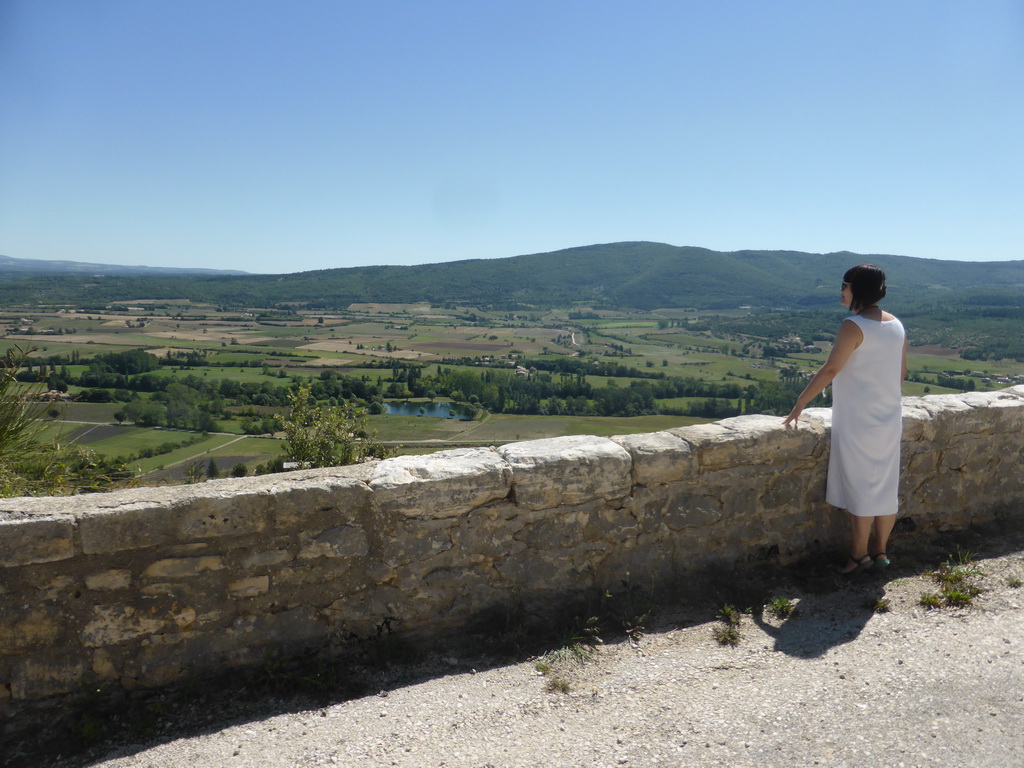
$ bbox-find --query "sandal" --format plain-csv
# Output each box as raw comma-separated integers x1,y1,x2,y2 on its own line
872,552,891,569
839,554,873,575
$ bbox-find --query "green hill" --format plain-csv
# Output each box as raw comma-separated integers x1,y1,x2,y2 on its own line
1,242,1021,311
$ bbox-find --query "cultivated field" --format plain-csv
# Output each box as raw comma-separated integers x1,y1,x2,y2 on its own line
4,299,1021,488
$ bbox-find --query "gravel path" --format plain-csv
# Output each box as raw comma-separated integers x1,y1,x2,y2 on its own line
27,529,1024,768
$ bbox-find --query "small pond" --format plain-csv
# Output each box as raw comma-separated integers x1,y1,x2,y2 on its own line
384,401,473,420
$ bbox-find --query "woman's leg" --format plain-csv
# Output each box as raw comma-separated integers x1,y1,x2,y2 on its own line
839,513,874,573
872,514,897,556
849,513,873,558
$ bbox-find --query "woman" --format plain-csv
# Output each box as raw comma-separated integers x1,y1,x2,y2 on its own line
784,264,908,574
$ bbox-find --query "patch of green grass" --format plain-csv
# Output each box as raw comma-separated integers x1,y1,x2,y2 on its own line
544,641,599,667
1006,577,1022,589
920,549,985,609
872,598,891,613
765,597,796,619
545,676,572,694
942,588,980,608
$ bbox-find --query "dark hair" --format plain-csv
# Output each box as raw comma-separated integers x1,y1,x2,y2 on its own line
843,264,886,312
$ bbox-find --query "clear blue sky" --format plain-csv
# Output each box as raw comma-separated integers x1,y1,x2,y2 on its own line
2,1,1022,274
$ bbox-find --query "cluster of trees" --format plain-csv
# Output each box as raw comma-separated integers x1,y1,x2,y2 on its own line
106,370,388,433
907,372,977,391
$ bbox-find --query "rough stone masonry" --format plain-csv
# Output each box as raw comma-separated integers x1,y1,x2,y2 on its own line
1,387,1022,729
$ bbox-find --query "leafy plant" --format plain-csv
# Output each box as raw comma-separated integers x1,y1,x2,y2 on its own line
713,624,742,646
713,604,743,646
1,347,130,497
0,347,50,472
283,380,390,469
765,596,796,619
717,604,742,627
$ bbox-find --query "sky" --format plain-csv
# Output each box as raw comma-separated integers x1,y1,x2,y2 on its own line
1,1,1022,274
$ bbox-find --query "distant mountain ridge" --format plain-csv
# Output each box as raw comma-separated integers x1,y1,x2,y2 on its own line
0,254,248,277
1,242,1021,310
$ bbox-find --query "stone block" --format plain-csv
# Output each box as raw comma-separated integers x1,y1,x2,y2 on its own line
514,508,588,550
230,606,323,647
85,569,132,591
73,484,275,554
228,576,270,599
174,492,274,540
10,658,85,700
449,508,526,559
670,414,825,472
386,517,456,566
82,605,167,647
901,403,933,441
0,516,75,566
370,448,512,519
0,607,62,654
241,549,294,569
662,491,724,531
78,499,182,554
269,475,374,531
582,503,641,543
498,435,632,510
298,524,370,559
612,430,696,486
144,556,225,578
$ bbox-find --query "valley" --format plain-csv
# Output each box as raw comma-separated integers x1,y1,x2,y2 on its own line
5,293,1021,487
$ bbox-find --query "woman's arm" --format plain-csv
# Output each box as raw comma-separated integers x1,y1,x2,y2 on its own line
783,320,863,426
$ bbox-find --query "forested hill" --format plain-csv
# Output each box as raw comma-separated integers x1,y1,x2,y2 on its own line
2,242,1022,310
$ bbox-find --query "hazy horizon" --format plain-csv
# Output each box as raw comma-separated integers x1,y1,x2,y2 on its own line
4,240,1024,278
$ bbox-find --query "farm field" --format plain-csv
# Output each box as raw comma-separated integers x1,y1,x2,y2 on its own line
4,297,1022,490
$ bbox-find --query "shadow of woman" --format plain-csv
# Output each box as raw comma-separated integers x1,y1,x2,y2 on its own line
752,580,887,658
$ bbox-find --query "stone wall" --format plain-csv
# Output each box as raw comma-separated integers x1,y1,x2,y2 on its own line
2,387,1023,722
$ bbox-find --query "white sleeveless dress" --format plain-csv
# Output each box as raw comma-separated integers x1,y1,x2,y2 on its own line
826,314,906,517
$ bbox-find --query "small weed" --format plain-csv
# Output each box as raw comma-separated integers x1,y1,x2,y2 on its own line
923,550,985,608
713,624,741,646
717,604,743,627
949,547,980,567
765,597,795,619
544,641,598,667
599,574,653,642
713,604,744,646
1007,577,1022,589
357,616,419,667
534,661,552,675
943,587,980,607
872,598,891,613
546,676,572,694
